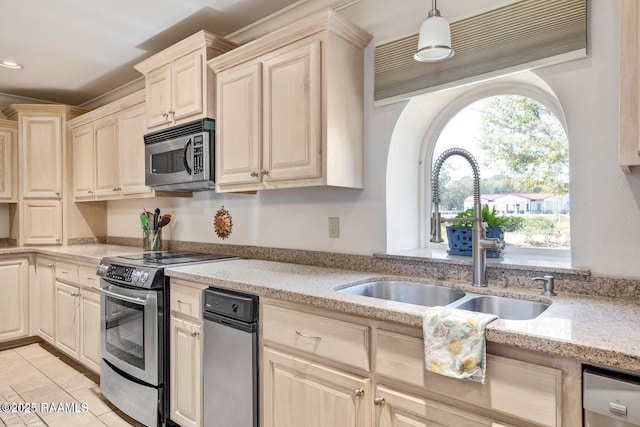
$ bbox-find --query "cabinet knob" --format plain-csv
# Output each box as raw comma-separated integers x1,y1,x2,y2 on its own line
168,110,175,116
250,171,259,178
353,388,365,399
55,192,60,196
260,169,269,176
87,190,93,194
191,331,200,338
162,112,169,118
373,396,386,406
47,263,54,268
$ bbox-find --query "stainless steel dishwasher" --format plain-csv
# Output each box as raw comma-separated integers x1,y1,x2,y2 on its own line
584,367,640,426
203,287,258,427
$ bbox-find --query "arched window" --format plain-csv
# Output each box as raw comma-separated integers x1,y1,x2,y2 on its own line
431,95,569,252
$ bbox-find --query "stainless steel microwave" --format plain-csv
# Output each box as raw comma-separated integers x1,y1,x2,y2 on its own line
144,118,215,191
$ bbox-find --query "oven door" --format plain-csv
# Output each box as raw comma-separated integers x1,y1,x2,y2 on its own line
100,279,160,386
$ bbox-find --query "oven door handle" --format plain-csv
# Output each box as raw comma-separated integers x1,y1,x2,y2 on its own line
99,288,148,306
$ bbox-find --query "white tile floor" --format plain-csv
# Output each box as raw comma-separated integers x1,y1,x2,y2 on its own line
0,343,141,426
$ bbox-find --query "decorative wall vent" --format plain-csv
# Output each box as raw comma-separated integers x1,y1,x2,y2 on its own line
374,0,587,103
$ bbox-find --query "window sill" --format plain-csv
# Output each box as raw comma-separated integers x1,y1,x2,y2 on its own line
374,248,590,277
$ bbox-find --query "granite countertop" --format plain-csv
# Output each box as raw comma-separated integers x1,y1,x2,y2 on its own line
0,244,144,264
167,258,640,373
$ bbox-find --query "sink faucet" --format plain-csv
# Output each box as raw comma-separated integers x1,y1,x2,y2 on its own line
430,147,504,287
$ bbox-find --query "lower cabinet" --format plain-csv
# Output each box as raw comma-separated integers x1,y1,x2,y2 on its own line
375,385,513,427
262,348,372,427
36,257,56,344
0,257,29,343
79,288,101,372
169,279,207,427
261,300,580,427
170,315,202,427
55,280,80,358
35,256,101,373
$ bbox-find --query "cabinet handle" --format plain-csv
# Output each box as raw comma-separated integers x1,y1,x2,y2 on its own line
162,112,169,118
250,171,259,178
353,388,365,399
87,190,93,194
71,292,80,297
295,331,322,341
168,110,175,116
191,331,200,338
373,396,386,406
55,192,60,196
260,169,269,176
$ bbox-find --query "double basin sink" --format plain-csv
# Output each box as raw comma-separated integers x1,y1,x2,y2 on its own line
337,280,550,320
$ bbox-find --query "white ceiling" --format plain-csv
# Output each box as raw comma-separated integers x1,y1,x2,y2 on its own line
0,0,300,105
0,0,521,107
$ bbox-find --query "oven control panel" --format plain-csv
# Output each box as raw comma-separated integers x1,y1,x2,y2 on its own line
97,262,154,288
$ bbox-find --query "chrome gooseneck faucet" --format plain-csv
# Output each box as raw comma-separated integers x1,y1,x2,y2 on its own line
430,147,504,287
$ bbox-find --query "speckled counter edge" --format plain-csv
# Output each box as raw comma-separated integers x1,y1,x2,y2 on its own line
107,237,640,303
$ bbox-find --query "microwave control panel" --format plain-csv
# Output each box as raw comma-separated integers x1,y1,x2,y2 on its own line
193,135,204,175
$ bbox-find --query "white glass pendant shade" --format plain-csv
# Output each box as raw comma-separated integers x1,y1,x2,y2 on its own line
414,10,454,62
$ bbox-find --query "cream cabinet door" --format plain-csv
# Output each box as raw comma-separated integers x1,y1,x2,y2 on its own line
119,103,151,196
146,64,173,129
36,257,56,344
376,385,514,427
0,257,29,343
216,62,262,187
172,51,203,123
94,116,120,198
0,125,16,200
55,280,80,359
23,200,62,245
170,315,202,427
263,348,372,427
79,288,101,373
72,123,96,200
262,39,321,183
22,115,62,198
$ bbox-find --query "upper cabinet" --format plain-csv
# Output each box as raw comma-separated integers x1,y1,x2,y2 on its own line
21,115,63,199
69,90,153,201
0,120,17,201
209,10,372,193
134,30,238,131
620,0,640,173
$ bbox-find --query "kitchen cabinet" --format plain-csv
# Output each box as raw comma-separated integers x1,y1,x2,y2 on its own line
23,200,62,245
134,30,237,131
169,279,207,427
36,256,101,373
69,90,153,201
79,287,101,373
36,257,56,344
262,348,372,427
55,280,80,358
620,0,640,172
261,299,581,427
209,10,372,192
0,257,29,343
0,120,17,201
21,114,63,199
2,104,86,246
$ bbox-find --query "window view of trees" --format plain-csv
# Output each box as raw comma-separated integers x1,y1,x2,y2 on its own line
433,95,570,249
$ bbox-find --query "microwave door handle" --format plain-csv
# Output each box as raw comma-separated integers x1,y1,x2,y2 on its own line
183,139,192,175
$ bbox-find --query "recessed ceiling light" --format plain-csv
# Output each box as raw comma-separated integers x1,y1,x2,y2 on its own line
0,60,23,69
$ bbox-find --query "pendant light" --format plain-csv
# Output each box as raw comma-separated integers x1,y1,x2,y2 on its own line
414,0,454,62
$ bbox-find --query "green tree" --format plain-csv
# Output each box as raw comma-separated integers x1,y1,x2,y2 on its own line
475,96,569,194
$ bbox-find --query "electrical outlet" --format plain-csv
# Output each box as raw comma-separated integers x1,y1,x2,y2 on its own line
328,217,340,238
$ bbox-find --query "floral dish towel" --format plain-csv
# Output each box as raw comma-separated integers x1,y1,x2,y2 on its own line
423,306,497,383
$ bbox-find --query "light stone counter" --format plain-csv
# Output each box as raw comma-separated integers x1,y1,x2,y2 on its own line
166,258,640,373
0,244,144,264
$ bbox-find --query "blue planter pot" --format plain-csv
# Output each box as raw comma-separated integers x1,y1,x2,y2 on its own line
446,226,504,258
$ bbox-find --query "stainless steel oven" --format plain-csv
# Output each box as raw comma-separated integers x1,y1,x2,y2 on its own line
97,251,238,427
144,118,215,192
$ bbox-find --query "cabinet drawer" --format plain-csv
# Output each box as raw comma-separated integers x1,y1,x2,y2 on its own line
55,261,79,283
376,329,561,427
262,304,370,371
171,280,207,320
78,265,99,289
